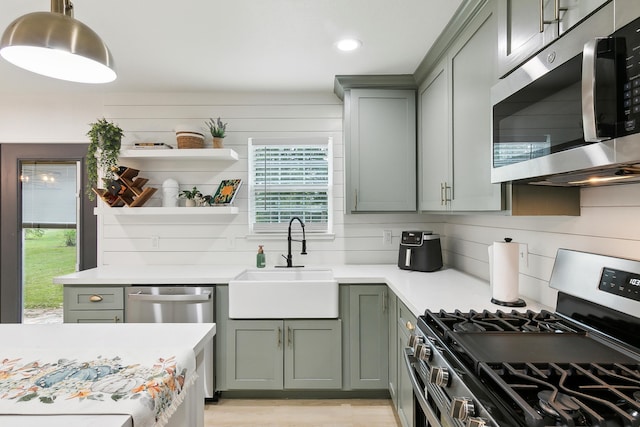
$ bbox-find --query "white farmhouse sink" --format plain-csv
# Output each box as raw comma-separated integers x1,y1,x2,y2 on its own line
228,269,338,319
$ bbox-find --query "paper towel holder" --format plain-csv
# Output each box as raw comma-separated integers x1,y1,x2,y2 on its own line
489,237,526,307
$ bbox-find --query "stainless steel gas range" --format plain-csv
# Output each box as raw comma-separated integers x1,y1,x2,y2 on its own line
404,249,640,427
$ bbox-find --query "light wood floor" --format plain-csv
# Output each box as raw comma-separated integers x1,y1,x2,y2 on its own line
204,399,400,427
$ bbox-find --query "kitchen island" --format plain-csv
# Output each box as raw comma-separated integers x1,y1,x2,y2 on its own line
0,323,215,427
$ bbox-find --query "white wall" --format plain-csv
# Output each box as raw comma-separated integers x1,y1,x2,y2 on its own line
442,183,640,307
92,92,443,267
4,90,639,309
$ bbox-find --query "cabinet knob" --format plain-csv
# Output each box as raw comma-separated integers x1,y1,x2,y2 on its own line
405,320,414,331
89,295,103,303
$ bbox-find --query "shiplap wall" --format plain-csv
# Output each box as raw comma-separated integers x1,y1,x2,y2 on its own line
3,91,640,308
96,92,443,267
442,183,640,307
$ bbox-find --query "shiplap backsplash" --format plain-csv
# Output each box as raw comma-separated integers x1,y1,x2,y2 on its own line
4,91,640,308
97,92,443,268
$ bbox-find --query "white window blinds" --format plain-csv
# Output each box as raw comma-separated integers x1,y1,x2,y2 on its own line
249,137,332,233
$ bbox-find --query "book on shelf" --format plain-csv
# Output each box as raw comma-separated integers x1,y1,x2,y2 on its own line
133,142,174,149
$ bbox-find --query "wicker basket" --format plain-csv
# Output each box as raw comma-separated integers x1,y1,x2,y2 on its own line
176,131,205,149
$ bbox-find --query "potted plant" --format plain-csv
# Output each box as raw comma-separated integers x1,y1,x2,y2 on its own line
206,117,227,148
86,118,124,199
180,186,202,207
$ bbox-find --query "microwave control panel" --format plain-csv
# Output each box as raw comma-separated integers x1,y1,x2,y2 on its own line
617,16,640,133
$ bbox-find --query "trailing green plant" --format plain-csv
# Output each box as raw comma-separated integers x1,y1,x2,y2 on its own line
86,118,124,200
206,117,228,138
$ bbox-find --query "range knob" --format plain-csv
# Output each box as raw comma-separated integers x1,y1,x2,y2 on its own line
429,366,449,387
415,343,431,361
412,336,425,353
407,334,420,348
450,397,475,421
466,417,488,427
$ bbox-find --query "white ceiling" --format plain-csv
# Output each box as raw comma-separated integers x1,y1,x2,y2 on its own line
0,0,463,94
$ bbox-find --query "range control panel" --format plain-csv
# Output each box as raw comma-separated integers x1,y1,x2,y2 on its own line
599,267,640,301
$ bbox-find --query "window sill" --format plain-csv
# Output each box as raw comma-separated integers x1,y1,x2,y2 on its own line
245,233,335,241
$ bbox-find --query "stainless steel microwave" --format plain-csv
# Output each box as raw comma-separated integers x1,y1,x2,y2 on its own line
491,2,640,186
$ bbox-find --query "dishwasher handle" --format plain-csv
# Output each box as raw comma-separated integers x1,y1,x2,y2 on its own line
127,291,211,303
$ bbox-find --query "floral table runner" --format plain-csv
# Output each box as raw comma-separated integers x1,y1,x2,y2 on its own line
0,347,196,427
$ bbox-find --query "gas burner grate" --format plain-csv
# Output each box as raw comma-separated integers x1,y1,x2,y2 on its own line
478,361,640,427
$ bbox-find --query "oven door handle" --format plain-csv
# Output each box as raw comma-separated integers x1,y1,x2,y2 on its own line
403,348,443,427
127,291,211,303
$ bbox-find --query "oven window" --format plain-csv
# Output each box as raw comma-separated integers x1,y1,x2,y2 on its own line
493,54,585,168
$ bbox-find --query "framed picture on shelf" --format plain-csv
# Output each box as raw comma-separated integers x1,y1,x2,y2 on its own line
212,179,242,205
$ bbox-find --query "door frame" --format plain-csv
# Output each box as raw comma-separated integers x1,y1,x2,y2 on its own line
0,144,97,323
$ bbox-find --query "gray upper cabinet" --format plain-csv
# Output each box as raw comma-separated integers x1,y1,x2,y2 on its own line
498,0,610,77
341,86,417,213
419,1,502,212
419,62,450,211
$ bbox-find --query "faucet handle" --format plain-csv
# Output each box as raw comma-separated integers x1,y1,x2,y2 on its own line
301,240,307,255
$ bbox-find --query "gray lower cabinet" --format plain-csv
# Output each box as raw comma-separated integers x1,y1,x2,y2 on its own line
225,318,342,390
388,293,398,405
63,286,124,323
347,285,389,389
396,300,417,427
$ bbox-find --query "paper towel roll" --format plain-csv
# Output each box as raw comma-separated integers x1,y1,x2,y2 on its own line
488,239,525,306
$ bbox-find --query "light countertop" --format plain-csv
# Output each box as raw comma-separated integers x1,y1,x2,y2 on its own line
55,265,553,316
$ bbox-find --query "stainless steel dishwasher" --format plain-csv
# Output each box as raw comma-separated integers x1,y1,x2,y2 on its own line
125,286,215,398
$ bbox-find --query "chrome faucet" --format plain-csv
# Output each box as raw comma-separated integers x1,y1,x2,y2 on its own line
280,216,307,268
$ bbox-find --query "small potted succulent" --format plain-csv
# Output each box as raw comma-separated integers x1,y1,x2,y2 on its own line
206,117,228,148
86,118,124,200
180,186,203,207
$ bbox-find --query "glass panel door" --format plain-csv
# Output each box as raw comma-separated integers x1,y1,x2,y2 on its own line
21,161,79,323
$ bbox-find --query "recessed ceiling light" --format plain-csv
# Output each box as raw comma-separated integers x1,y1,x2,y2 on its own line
336,39,362,52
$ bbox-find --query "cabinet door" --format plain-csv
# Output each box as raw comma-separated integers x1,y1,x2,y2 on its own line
396,300,416,427
498,0,609,76
225,320,283,390
397,324,414,427
418,61,450,211
388,294,398,406
64,310,123,323
347,89,416,212
348,285,389,389
284,319,342,389
497,0,557,76
450,3,502,211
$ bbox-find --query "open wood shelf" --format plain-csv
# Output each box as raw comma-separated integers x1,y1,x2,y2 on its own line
119,148,239,161
94,206,239,216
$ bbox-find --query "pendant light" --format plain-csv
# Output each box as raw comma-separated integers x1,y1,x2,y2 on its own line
0,0,116,84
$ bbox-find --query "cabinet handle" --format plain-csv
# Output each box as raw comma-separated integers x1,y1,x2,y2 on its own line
277,327,282,348
540,0,561,32
114,315,120,323
406,321,415,331
441,182,451,206
382,290,388,313
89,295,103,303
354,189,358,211
287,326,292,347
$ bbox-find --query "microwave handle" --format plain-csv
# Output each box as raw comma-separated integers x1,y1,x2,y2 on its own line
582,38,610,143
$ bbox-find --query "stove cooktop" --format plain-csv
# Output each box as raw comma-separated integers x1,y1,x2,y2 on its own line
421,308,640,427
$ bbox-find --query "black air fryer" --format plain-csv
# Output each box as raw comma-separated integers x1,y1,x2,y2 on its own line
398,231,443,272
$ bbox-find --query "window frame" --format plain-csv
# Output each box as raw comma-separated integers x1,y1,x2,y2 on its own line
248,137,333,235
